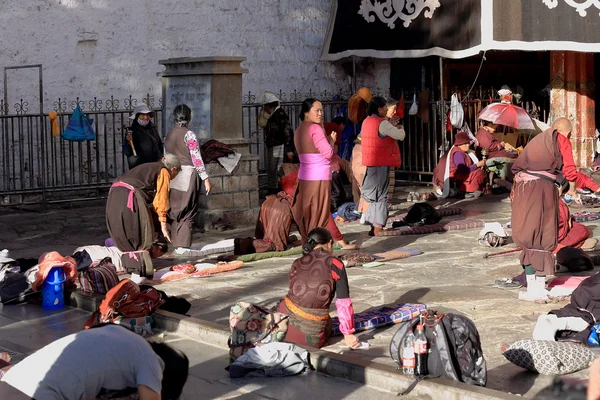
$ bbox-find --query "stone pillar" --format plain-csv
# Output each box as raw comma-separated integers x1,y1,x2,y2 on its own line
549,51,595,167
158,57,260,229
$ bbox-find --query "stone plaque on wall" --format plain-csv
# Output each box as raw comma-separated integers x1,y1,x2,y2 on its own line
164,75,211,139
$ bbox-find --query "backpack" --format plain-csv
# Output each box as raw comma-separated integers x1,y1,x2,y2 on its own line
84,279,164,328
78,257,119,294
0,272,32,304
389,309,486,392
403,203,442,226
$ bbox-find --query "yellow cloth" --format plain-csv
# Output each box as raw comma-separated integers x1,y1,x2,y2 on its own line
48,112,60,136
152,168,170,222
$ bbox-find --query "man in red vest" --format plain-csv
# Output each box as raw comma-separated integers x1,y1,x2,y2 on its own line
360,96,405,236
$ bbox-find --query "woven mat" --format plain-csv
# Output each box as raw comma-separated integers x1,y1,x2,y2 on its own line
340,248,423,267
144,261,244,284
331,303,426,336
386,207,463,224
572,211,600,223
377,219,485,236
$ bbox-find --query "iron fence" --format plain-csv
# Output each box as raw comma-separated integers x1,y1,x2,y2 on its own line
0,94,162,206
0,87,549,206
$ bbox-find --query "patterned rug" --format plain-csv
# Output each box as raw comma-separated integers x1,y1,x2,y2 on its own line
331,303,427,336
572,211,600,223
386,207,463,225
144,261,244,284
377,219,486,236
339,248,423,267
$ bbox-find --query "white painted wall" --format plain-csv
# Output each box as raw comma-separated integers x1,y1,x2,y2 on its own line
0,0,390,112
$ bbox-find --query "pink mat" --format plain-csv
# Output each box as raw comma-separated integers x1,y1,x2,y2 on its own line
547,276,590,289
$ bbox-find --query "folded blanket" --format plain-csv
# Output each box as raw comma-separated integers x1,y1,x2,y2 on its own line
378,219,485,236
331,303,426,336
386,207,463,224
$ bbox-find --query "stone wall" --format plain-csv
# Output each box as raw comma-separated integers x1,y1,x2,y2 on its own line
0,0,390,112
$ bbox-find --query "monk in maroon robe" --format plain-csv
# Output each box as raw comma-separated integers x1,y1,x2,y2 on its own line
511,118,580,278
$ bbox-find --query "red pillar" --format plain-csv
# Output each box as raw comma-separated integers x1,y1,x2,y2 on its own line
550,51,595,167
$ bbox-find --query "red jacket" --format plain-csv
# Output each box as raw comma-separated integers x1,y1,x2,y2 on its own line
361,116,401,168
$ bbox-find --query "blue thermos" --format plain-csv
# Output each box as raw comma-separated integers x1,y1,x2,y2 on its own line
42,267,66,310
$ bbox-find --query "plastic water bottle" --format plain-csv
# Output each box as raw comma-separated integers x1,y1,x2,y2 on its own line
414,322,429,377
401,331,416,375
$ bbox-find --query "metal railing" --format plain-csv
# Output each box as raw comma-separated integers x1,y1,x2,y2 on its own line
0,95,162,206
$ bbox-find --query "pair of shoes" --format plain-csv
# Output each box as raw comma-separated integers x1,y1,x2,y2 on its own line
494,278,522,289
465,190,482,199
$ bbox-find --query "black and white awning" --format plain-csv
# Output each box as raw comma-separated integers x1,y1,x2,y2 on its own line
321,0,600,60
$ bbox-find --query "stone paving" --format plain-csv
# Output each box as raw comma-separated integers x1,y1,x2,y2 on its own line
0,191,597,398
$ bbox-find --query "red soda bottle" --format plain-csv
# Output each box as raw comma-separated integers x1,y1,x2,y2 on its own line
414,321,429,376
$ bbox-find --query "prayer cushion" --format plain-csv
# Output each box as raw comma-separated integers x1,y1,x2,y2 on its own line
503,339,595,375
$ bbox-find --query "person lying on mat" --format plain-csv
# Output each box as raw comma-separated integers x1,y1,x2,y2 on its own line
0,323,188,400
277,227,361,349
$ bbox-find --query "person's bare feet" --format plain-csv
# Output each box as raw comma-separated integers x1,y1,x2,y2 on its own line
338,242,359,250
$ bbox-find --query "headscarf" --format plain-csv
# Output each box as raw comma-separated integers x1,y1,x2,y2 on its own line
348,87,373,124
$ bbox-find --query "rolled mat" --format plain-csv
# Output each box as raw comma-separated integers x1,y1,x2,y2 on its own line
144,261,244,284
377,219,486,236
331,303,426,336
221,245,344,263
572,211,600,223
340,248,423,267
386,207,463,224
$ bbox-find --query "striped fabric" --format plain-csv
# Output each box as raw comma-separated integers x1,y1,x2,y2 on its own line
331,303,427,336
378,219,486,236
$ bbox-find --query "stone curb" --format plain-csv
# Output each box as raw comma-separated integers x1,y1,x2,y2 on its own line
66,290,519,400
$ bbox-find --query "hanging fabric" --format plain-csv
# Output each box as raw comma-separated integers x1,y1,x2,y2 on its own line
48,112,60,136
408,94,418,116
62,105,95,141
396,93,405,119
449,93,464,128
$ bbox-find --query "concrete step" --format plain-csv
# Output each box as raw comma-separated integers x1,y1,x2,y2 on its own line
66,289,521,400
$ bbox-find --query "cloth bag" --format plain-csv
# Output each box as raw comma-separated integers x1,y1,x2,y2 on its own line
62,105,96,141
408,94,418,116
450,94,464,128
78,257,119,294
228,301,289,360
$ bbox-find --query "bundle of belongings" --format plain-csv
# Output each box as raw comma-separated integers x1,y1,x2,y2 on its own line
0,250,80,305
503,274,600,375
477,222,508,248
84,279,191,336
200,139,242,174
391,203,442,228
0,249,33,304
